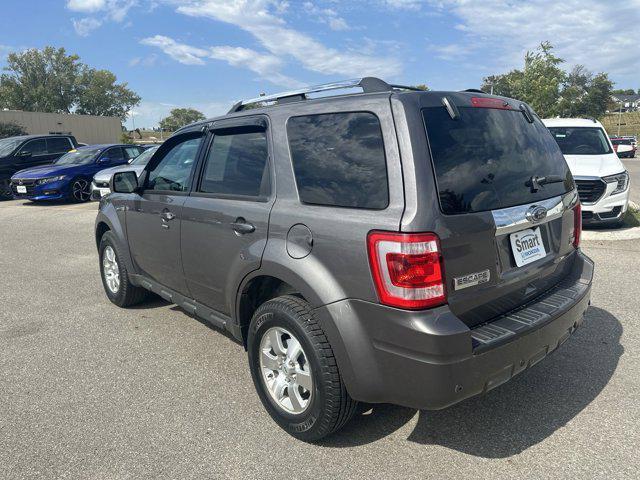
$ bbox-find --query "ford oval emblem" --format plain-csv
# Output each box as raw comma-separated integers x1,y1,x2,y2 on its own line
526,205,548,223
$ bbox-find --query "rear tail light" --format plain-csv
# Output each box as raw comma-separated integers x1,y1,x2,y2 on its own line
471,97,513,110
367,231,446,310
572,203,582,248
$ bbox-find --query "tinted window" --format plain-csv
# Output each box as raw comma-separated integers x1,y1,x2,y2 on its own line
200,130,269,197
101,147,125,162
130,146,158,166
124,146,144,159
287,112,388,209
611,139,631,145
55,148,101,165
46,137,72,154
147,137,201,192
548,127,612,155
423,106,572,215
20,139,47,156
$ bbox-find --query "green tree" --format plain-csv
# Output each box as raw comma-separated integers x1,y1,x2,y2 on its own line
75,69,141,121
413,84,429,91
0,121,27,139
0,46,141,121
481,41,612,119
160,108,206,132
0,47,81,113
612,88,637,95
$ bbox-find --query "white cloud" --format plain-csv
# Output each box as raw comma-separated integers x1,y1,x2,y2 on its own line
141,35,303,87
67,0,136,34
426,0,640,83
72,17,103,36
140,35,209,65
67,0,106,12
303,2,350,31
173,0,401,78
381,0,424,10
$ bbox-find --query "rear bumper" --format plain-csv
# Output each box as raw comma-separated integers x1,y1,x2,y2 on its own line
315,251,593,410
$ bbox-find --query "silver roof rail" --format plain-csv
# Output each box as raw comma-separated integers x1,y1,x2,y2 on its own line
228,77,423,113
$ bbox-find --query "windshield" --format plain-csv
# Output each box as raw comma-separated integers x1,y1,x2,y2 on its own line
548,127,613,155
130,146,158,166
423,106,572,215
0,138,23,157
55,148,101,166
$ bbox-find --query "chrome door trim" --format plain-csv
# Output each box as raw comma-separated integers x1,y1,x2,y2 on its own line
492,191,578,236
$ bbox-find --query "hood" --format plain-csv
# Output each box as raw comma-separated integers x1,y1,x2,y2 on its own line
562,153,626,178
11,163,84,180
93,164,146,182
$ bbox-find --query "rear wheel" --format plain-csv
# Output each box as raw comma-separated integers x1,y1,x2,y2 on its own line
248,295,357,442
99,231,148,307
71,177,91,202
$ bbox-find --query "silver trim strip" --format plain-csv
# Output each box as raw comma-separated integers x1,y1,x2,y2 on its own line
492,192,578,236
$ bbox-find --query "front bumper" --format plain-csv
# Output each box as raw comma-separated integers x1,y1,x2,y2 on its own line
90,181,111,201
10,179,69,201
315,251,593,410
581,183,629,225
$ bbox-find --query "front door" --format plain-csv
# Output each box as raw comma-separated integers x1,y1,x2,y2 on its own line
181,118,273,315
126,133,204,294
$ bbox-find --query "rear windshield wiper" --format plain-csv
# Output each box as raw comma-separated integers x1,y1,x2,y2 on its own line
525,174,564,192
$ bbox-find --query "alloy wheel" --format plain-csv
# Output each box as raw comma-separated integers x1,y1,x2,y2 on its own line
72,179,91,202
259,327,313,414
102,246,120,294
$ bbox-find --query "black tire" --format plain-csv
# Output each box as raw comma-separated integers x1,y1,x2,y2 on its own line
69,177,91,203
99,231,148,307
247,295,357,442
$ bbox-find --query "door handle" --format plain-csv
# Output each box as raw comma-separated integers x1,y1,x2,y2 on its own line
231,218,255,234
161,210,176,221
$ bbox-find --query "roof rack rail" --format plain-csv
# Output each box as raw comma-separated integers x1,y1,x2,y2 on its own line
228,77,422,113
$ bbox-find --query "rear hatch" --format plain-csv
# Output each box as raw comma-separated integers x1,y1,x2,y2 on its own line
421,95,579,327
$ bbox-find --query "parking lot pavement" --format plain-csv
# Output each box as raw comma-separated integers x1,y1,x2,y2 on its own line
1,199,639,480
622,158,640,205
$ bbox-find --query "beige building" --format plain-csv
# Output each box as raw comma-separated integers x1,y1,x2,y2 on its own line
0,110,121,144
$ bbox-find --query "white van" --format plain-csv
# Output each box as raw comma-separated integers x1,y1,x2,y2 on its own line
543,118,629,226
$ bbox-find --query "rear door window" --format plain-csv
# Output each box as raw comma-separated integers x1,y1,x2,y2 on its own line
199,130,269,198
287,112,388,209
46,137,72,154
423,106,572,214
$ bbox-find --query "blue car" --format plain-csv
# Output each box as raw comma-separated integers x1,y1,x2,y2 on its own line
10,144,145,202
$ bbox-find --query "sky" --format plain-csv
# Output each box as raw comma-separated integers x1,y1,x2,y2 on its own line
1,0,639,129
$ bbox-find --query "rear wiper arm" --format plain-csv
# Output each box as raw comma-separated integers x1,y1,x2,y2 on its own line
525,174,564,192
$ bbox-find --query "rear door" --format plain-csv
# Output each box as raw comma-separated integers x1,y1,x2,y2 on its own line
418,95,578,326
125,132,204,294
46,137,74,161
181,116,273,315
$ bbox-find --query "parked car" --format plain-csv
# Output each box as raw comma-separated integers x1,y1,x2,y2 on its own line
91,145,160,200
96,78,592,441
610,137,636,158
11,144,145,202
543,118,630,226
0,134,78,199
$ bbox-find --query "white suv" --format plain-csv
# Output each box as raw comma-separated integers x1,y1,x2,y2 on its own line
543,118,630,226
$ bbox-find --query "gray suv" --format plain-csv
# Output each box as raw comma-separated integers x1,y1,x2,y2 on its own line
95,78,593,441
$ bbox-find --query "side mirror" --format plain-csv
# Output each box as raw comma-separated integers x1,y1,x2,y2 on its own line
111,171,139,194
98,156,111,163
16,150,32,158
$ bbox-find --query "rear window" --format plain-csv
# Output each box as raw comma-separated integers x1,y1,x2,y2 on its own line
548,127,613,155
287,112,388,209
423,106,572,215
611,138,631,145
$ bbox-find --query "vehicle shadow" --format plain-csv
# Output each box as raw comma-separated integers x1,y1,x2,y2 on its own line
323,306,623,457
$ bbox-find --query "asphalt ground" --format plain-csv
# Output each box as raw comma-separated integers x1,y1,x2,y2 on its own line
0,199,638,479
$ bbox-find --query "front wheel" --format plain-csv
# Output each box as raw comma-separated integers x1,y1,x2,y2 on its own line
248,295,357,442
70,177,91,202
99,231,148,307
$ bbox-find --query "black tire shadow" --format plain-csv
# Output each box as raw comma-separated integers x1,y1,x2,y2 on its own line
323,307,622,454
